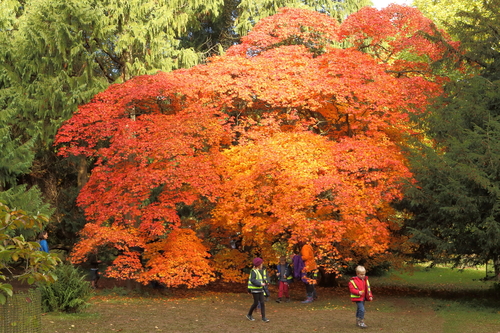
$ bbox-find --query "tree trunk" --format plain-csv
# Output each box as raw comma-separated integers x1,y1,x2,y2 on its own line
318,267,339,287
126,279,142,292
77,155,88,189
494,255,500,280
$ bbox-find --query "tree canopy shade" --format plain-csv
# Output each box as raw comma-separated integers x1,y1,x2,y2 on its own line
56,6,457,287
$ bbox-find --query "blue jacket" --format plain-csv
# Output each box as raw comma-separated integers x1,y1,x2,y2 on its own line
39,239,49,253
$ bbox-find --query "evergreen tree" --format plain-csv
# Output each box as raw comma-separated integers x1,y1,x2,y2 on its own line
413,0,483,30
401,0,500,276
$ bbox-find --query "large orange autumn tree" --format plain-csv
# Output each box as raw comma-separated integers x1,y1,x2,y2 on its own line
55,6,457,286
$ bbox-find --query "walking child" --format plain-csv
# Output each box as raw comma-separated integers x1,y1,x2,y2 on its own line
256,264,270,311
246,257,270,323
348,265,373,329
276,256,293,303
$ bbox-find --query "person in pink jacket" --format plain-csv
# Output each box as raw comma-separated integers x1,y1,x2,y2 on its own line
348,265,373,329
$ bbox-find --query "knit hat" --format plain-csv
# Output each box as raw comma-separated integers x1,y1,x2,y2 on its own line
253,257,263,267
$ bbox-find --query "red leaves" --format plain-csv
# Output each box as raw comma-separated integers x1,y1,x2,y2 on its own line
227,7,340,57
57,6,458,286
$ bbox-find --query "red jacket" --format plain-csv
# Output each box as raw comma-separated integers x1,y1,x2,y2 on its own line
349,276,373,302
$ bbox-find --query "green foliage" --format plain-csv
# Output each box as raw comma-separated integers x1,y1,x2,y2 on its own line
0,202,61,304
402,76,500,267
399,0,500,273
413,0,483,30
0,185,53,218
0,125,35,188
39,264,93,313
446,0,500,80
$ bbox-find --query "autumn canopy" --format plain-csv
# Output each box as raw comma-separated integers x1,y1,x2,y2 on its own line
55,5,457,287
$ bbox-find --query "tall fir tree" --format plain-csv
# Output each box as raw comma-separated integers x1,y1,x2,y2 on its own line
413,0,483,30
401,0,500,275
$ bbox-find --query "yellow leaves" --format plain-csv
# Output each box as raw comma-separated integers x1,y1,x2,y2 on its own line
214,131,340,244
213,129,412,263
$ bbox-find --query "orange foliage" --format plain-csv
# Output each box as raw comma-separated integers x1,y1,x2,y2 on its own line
137,229,215,288
212,249,249,283
55,6,458,286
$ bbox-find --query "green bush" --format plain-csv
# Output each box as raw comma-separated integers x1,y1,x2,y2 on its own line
39,264,93,313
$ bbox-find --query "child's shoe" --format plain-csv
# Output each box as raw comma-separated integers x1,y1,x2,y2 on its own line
246,314,255,321
301,297,313,303
357,318,368,328
262,317,270,323
275,298,281,303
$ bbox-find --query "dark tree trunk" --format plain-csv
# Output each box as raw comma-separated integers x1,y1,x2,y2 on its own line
318,267,339,287
494,255,500,280
77,155,88,189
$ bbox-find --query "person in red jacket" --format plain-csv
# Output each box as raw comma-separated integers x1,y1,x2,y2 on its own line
348,265,373,329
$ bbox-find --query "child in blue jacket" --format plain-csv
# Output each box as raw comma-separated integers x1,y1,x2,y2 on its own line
276,256,293,302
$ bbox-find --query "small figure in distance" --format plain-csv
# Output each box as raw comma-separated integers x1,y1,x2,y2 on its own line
90,260,101,289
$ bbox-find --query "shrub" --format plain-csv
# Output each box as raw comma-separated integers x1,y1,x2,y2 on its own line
39,264,93,313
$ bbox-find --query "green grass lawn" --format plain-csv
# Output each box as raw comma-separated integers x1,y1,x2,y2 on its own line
371,264,493,289
40,265,500,333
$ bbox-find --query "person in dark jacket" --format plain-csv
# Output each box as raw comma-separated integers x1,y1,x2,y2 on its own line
246,257,270,323
348,265,373,328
